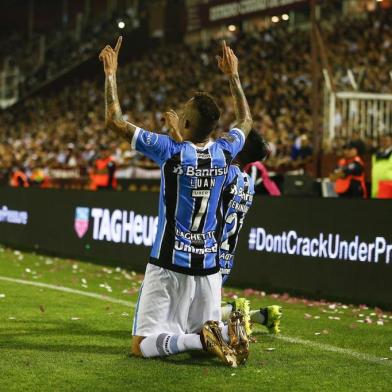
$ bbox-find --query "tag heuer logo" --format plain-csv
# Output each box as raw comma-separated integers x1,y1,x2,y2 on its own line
74,207,90,238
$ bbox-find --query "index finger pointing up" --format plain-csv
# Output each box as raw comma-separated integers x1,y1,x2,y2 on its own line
114,36,123,54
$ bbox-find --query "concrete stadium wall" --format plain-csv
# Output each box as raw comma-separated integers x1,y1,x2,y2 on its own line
0,188,391,309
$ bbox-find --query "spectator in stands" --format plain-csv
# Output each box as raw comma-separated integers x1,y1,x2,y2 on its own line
330,141,367,198
90,146,117,190
1,6,392,188
291,134,313,164
350,131,366,155
9,165,29,188
371,134,392,198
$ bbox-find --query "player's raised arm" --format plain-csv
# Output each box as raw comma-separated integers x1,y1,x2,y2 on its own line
164,109,183,142
217,41,252,137
99,37,137,144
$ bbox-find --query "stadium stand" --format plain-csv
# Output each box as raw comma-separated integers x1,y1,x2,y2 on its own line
0,5,391,192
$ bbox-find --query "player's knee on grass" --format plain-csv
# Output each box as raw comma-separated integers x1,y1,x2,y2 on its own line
131,336,145,357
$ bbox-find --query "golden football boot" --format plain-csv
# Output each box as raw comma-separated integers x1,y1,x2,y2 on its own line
228,310,250,365
200,320,237,368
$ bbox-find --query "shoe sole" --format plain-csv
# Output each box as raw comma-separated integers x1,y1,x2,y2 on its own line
204,322,238,368
229,312,250,365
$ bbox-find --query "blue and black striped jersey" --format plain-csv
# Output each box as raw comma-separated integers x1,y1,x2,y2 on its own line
219,165,255,283
131,127,245,275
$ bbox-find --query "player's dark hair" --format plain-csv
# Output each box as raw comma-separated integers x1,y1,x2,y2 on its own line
237,129,271,165
191,92,220,140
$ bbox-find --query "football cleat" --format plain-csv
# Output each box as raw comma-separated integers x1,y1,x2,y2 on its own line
200,320,237,368
263,305,282,334
231,297,252,336
228,310,250,365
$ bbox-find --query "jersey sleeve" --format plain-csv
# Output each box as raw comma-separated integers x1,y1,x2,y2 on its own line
131,127,177,164
216,128,245,161
224,165,238,189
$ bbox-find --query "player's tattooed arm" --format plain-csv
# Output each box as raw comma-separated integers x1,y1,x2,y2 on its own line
99,37,138,145
228,73,252,136
217,41,253,136
104,73,137,144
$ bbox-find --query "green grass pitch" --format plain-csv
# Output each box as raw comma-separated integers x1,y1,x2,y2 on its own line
0,245,391,392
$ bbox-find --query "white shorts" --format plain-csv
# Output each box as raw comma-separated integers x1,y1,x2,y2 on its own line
132,263,222,336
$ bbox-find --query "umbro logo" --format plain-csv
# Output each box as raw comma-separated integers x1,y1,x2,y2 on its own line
173,164,184,175
230,184,238,195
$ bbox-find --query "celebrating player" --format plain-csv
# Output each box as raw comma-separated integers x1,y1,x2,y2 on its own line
218,130,282,336
166,116,283,337
99,38,252,367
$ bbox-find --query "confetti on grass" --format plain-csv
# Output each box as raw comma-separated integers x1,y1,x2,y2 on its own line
99,283,112,293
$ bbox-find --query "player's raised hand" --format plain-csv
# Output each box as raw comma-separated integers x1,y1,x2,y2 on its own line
164,110,183,142
216,40,238,76
99,36,122,76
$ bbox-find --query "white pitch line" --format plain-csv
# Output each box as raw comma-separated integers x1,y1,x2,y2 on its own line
0,276,135,308
0,275,390,367
274,335,392,367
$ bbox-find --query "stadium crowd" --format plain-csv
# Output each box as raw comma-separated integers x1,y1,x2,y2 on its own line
0,8,391,193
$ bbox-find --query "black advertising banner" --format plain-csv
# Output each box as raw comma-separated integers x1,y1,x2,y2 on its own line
0,188,391,308
0,188,159,272
236,197,392,309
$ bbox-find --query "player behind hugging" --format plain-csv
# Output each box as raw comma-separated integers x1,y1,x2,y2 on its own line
218,129,282,336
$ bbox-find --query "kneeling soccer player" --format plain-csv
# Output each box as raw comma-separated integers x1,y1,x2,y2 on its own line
218,129,283,336
100,38,253,367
